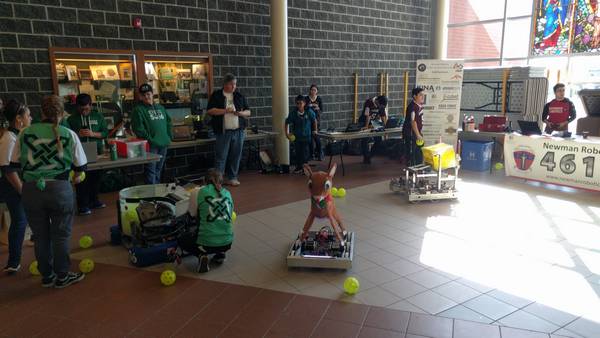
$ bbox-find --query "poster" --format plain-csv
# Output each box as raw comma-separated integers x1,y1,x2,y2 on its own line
415,59,464,147
65,65,78,81
119,63,133,80
504,134,600,191
192,64,206,79
89,65,120,81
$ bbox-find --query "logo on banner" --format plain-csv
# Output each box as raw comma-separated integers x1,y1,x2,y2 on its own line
513,147,536,171
418,64,427,72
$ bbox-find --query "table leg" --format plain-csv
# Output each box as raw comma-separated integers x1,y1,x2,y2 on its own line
490,136,497,174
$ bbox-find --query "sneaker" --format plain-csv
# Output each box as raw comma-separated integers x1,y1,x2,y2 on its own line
3,263,21,274
292,167,304,174
211,253,226,265
54,272,85,289
197,255,210,273
91,201,106,209
78,208,92,216
42,274,57,288
224,179,240,187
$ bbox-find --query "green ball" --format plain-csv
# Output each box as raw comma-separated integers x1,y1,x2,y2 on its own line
79,258,95,273
331,187,339,197
161,270,177,286
494,162,504,170
29,261,40,276
416,139,425,147
232,211,237,223
79,235,93,249
337,188,347,197
344,277,360,295
289,134,296,142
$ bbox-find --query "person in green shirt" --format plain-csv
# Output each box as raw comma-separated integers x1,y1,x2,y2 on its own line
131,84,172,184
178,169,234,273
66,94,108,215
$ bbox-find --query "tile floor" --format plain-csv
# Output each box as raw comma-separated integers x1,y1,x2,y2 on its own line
2,158,600,337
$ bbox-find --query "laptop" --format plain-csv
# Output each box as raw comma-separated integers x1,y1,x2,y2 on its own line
385,116,400,128
517,120,542,136
82,142,98,163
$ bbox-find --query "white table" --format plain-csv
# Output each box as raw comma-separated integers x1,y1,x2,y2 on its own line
87,153,161,171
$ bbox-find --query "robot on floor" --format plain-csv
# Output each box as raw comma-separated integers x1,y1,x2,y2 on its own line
390,143,459,202
287,163,355,270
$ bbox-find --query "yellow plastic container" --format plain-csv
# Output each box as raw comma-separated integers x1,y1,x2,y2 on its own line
422,143,457,170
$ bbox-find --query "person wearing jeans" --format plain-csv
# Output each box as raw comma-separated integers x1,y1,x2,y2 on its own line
9,95,87,288
0,100,32,273
207,74,251,186
131,84,172,184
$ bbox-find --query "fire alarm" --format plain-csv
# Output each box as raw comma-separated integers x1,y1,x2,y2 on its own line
132,17,142,29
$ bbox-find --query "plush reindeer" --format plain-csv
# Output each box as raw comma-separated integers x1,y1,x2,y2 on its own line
301,163,347,245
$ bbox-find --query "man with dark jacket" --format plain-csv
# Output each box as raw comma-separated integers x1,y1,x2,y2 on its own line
207,74,251,186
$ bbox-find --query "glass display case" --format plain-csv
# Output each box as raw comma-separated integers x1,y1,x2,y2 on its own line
49,47,138,131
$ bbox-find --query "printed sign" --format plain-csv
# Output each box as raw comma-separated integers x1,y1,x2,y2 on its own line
415,60,464,147
504,134,600,191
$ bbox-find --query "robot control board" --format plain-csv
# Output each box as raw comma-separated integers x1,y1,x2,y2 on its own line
287,228,354,270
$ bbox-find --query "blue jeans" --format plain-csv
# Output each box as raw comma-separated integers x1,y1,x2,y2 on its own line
22,180,74,279
215,129,245,180
0,182,28,267
145,146,168,184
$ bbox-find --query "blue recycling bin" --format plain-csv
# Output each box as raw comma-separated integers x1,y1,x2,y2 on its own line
461,141,493,171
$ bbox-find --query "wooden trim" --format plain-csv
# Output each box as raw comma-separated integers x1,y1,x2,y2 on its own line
353,73,358,123
403,71,409,114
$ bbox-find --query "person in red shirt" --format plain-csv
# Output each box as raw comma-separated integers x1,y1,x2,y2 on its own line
542,83,576,133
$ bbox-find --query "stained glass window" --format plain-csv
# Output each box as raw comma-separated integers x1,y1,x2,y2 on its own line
572,0,600,53
532,0,573,55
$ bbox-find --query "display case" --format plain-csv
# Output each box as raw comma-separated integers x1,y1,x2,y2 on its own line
49,47,139,130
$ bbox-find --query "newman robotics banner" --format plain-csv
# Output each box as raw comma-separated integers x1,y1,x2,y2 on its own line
415,59,464,147
504,134,600,191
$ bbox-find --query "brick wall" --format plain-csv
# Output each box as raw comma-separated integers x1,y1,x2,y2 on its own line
0,0,431,180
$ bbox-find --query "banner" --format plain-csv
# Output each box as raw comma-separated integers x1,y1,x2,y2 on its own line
504,134,600,191
415,59,464,147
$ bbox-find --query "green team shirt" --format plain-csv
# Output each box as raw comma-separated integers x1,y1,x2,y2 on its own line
196,184,234,247
12,123,87,182
131,103,172,147
65,109,109,147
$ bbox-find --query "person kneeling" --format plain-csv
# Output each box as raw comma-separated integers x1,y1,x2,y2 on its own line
178,169,234,273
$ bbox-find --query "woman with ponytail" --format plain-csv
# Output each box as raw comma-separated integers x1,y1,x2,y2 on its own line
178,168,234,273
8,95,88,288
0,100,31,273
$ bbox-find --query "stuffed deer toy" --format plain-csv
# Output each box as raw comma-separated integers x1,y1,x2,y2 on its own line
301,163,347,246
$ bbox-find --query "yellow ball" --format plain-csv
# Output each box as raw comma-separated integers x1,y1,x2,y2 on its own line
29,261,40,276
79,235,93,249
79,258,95,273
69,171,86,183
494,162,504,170
416,139,425,147
160,270,176,286
289,134,296,142
343,277,360,295
232,211,237,223
337,188,347,197
331,187,339,197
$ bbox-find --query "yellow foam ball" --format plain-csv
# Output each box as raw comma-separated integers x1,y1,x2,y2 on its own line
79,235,93,249
494,162,504,170
331,187,339,197
29,261,40,276
79,258,95,273
288,134,296,142
160,270,176,286
337,188,346,197
343,277,360,295
416,139,425,147
232,211,237,223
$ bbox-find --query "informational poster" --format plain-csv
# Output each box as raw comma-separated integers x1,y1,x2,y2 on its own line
504,134,600,191
415,59,464,147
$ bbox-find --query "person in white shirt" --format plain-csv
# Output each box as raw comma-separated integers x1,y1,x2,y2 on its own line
207,74,251,186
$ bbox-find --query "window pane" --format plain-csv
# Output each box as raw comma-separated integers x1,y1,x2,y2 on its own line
447,22,503,59
506,0,534,17
531,0,572,56
503,18,532,58
449,0,506,24
502,59,529,66
464,60,501,68
572,1,600,54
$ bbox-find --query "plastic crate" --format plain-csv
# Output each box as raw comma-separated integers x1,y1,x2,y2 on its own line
422,143,457,170
461,141,493,171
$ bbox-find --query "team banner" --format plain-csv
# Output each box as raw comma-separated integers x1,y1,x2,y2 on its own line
504,134,600,191
415,59,464,147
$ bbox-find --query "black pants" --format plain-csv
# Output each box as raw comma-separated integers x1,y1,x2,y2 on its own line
312,122,323,159
361,137,382,161
294,140,310,168
404,137,423,166
75,170,101,210
177,230,232,256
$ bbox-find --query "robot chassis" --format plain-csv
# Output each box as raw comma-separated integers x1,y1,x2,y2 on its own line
390,154,459,202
